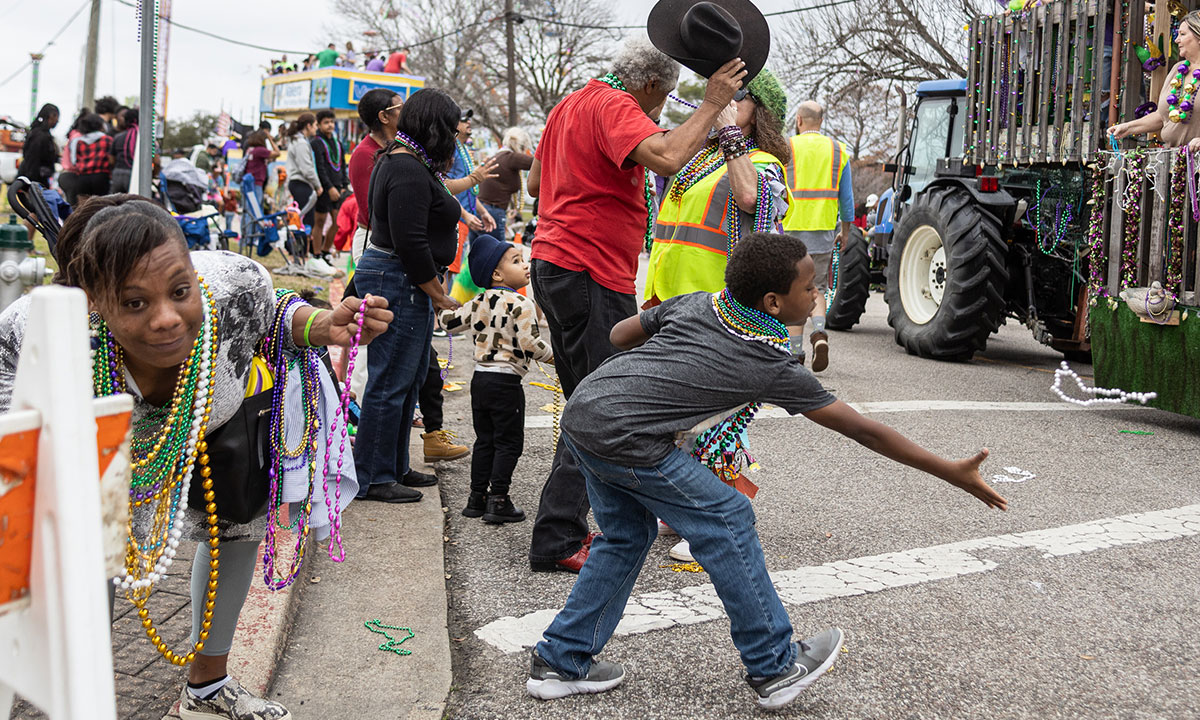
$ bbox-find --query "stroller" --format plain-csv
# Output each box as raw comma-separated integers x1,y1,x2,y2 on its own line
159,160,237,251
6,176,63,262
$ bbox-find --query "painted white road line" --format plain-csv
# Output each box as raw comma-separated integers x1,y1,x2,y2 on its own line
523,399,1136,429
474,504,1200,653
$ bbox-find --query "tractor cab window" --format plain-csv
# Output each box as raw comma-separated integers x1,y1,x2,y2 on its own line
908,97,965,196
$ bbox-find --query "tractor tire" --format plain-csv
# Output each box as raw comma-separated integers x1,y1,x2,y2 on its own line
826,226,871,331
884,185,1008,360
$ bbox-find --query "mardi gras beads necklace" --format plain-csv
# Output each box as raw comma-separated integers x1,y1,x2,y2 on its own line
598,73,655,252
395,131,452,196
93,274,222,666
711,288,791,353
260,292,366,588
1167,60,1199,123
695,290,792,478
320,134,344,173
455,140,477,196
261,292,319,589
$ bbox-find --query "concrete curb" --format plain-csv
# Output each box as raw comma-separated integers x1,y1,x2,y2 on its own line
266,438,453,719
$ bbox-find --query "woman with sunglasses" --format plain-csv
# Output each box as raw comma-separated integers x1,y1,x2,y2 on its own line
644,69,794,307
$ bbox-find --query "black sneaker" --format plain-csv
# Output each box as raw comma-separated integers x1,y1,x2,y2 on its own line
401,469,438,487
748,628,843,710
361,482,423,503
525,650,625,700
462,491,487,518
482,494,526,524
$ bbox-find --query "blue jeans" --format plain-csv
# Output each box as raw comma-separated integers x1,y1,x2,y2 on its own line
352,248,433,494
470,202,506,243
536,434,798,679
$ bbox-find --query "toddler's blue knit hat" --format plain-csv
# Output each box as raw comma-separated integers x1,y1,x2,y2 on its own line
468,233,514,289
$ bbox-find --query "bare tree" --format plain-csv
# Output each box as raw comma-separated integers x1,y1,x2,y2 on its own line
776,0,991,99
822,80,900,161
333,0,621,138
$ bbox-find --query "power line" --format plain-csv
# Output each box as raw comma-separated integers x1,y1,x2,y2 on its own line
0,0,92,89
111,0,310,54
763,0,858,17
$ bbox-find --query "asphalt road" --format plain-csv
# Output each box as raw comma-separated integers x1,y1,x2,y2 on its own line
435,290,1200,720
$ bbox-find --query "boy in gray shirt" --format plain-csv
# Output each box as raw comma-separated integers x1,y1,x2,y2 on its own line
526,232,1008,711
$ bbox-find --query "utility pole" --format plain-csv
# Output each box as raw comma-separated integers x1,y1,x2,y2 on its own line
136,0,157,197
81,0,102,109
505,0,518,126
29,54,43,122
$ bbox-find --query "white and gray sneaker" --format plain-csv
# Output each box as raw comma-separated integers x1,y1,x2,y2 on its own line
526,650,626,700
304,256,337,278
748,627,844,710
178,677,292,720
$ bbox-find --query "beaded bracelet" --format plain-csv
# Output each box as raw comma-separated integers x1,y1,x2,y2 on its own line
723,141,749,160
303,309,326,347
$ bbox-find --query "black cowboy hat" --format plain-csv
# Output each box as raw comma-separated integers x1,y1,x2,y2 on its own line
647,0,769,82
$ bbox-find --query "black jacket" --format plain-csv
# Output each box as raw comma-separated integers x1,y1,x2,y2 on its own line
17,127,59,185
311,134,348,192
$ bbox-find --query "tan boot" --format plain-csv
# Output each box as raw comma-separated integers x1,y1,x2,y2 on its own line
810,331,829,372
423,429,470,463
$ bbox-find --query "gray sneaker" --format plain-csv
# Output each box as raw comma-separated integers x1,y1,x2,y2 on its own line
178,677,292,720
525,649,626,700
748,627,844,710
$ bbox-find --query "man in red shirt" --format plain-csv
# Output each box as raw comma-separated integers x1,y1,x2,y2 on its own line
526,35,746,574
384,48,410,74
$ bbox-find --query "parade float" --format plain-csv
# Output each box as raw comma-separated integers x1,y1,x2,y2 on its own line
828,0,1200,419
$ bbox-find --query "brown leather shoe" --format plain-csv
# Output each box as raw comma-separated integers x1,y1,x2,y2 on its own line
423,429,469,463
810,331,829,372
530,545,590,573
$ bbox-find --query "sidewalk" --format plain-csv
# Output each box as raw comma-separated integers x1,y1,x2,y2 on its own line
8,536,304,720
270,445,452,719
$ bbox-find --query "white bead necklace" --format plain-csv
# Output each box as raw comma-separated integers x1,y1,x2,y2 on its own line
1050,361,1157,407
114,287,215,591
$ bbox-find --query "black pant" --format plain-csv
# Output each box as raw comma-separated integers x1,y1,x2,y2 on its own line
470,372,525,496
528,259,637,564
419,343,444,432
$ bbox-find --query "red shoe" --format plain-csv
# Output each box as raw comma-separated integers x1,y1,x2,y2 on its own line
531,545,590,573
583,531,602,548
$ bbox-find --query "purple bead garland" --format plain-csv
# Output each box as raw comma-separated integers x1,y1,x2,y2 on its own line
319,297,369,562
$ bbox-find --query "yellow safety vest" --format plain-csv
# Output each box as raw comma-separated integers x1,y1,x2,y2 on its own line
645,149,794,302
782,133,848,232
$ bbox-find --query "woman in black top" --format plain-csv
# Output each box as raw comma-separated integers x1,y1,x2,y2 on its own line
17,103,59,186
353,88,463,502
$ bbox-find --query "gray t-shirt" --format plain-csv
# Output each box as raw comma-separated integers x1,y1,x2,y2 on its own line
561,291,836,466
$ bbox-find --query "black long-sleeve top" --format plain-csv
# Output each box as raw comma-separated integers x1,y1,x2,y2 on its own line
311,134,348,191
368,152,460,285
17,127,59,185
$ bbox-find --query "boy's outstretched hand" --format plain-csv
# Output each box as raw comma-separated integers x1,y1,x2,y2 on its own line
945,448,1007,510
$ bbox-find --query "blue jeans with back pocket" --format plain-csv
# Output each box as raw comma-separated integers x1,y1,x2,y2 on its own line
352,248,433,494
535,433,798,680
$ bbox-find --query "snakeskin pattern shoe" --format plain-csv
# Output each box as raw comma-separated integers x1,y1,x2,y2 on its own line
178,677,291,720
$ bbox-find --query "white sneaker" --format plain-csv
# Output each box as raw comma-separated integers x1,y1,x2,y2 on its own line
668,539,694,563
305,256,336,277
657,519,678,536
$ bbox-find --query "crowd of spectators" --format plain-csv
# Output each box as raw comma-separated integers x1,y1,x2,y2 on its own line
267,43,412,76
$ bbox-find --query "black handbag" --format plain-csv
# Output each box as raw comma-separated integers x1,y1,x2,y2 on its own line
187,389,274,524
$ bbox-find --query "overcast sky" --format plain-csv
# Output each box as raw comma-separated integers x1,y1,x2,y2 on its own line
0,0,797,132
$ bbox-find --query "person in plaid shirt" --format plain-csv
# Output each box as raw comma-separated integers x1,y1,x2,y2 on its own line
68,113,114,206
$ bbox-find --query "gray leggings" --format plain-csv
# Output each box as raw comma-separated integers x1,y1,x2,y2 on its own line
190,539,260,656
